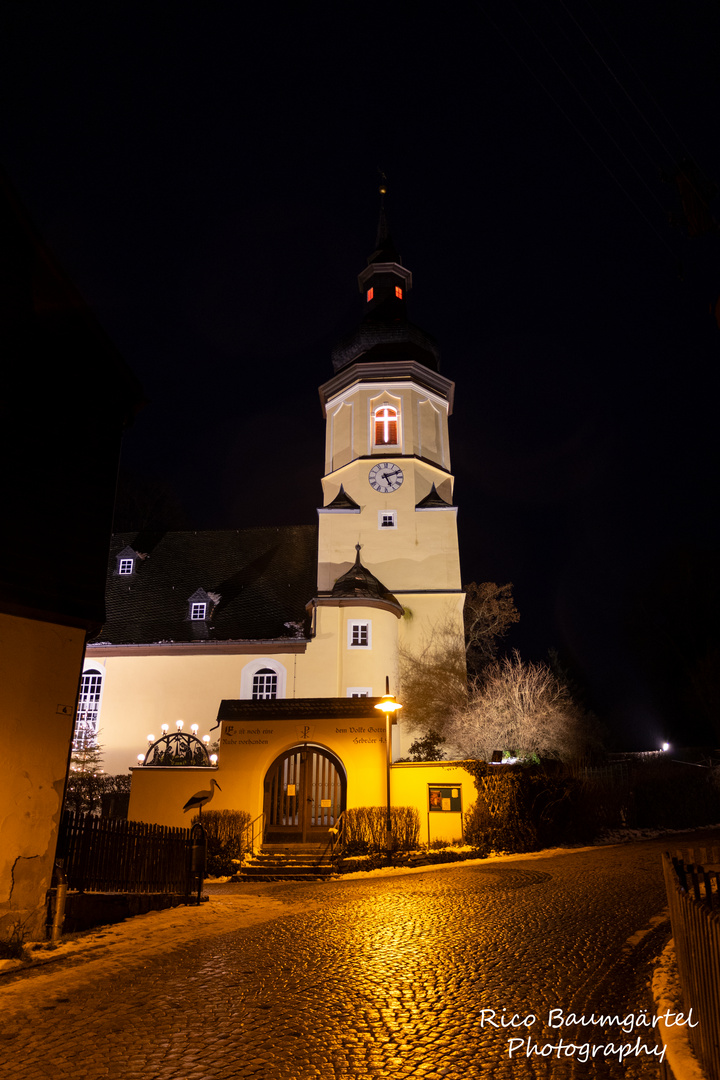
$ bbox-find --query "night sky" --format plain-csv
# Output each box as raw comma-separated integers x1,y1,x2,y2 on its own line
3,2,719,750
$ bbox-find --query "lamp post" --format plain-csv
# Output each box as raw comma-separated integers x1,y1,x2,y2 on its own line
374,676,402,850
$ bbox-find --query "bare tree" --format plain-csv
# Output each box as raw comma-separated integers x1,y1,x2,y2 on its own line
399,617,467,735
448,651,594,763
464,582,520,677
399,582,519,737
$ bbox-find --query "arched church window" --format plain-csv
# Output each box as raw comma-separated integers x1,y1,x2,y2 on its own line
252,668,278,700
74,668,103,751
374,405,398,446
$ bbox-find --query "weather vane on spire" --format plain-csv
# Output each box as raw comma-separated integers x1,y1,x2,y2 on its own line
378,168,388,206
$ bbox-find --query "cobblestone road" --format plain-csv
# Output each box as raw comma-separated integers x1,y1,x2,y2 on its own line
2,832,714,1080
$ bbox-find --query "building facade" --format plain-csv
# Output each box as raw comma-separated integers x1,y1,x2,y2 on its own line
87,209,469,840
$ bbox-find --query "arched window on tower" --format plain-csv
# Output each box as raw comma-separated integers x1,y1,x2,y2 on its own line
374,405,398,446
74,668,103,751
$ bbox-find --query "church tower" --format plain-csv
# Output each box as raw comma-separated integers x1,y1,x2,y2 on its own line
314,195,465,699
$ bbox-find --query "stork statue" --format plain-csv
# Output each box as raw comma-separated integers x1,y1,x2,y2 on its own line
182,777,221,815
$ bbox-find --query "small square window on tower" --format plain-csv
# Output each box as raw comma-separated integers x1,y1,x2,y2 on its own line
366,287,374,302
378,510,397,529
395,286,403,299
347,620,371,648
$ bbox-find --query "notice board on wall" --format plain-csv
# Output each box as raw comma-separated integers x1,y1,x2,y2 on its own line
428,785,462,813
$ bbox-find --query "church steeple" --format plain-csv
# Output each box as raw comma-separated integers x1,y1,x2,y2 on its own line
330,185,440,374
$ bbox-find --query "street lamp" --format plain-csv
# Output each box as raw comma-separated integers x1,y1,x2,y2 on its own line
374,676,402,850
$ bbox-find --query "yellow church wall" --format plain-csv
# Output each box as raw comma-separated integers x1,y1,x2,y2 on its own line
391,762,473,845
128,717,389,831
92,650,304,776
0,612,85,940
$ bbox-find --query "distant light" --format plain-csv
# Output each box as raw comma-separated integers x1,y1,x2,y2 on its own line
662,742,670,752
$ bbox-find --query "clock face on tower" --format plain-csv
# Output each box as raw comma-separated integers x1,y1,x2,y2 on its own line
368,462,404,493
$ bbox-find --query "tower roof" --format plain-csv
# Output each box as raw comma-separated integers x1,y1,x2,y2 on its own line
329,545,403,613
331,190,440,374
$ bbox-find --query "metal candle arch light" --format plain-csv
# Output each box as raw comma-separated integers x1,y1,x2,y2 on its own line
136,719,218,767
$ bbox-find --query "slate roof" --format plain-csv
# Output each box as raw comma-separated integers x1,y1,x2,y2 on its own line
217,697,386,722
329,547,403,614
91,526,318,645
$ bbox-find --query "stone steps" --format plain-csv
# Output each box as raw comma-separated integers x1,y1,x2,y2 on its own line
233,842,337,881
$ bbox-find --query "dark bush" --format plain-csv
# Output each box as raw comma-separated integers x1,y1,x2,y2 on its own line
344,806,420,852
192,809,252,876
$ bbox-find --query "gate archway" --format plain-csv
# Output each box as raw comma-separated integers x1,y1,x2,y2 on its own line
263,744,347,843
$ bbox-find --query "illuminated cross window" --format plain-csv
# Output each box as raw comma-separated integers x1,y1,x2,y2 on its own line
366,287,373,302
374,405,398,445
190,603,207,620
252,668,278,699
395,286,403,299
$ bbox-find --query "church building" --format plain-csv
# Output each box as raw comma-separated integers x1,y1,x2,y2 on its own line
83,204,470,844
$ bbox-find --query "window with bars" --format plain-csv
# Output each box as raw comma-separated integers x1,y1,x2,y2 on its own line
73,669,103,751
373,405,398,446
348,620,371,648
252,668,278,699
190,602,207,620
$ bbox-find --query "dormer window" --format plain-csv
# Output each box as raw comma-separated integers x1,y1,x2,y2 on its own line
395,286,403,299
366,287,374,302
374,405,398,446
115,545,138,577
187,587,217,622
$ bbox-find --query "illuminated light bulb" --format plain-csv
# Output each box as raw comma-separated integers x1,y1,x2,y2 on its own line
662,742,670,752
210,754,218,765
191,724,199,734
176,720,184,731
137,753,145,764
147,734,155,743
203,735,210,744
161,723,169,734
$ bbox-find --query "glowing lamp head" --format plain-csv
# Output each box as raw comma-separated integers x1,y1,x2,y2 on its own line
662,742,670,752
374,694,402,715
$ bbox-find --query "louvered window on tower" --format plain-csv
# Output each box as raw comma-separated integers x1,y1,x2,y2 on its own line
374,405,398,445
252,668,278,699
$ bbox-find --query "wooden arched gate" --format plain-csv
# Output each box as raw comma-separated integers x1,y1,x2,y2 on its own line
264,745,346,843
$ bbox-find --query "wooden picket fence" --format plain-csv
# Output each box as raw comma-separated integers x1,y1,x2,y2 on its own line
58,811,194,895
662,847,720,1080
